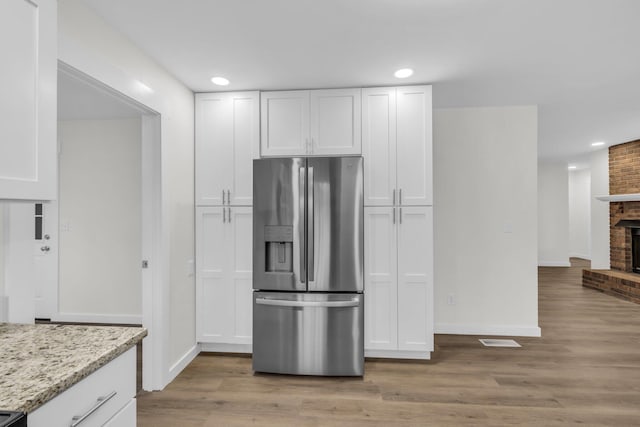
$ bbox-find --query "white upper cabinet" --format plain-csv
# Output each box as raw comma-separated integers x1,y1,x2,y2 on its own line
362,88,397,206
196,92,259,206
362,86,432,206
396,86,433,206
0,0,57,200
261,88,361,157
260,91,309,156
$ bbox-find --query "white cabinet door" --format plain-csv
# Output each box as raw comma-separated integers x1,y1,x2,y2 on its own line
227,206,253,344
362,88,397,206
196,207,253,344
310,88,361,156
260,91,309,156
0,0,57,200
196,92,259,206
196,207,228,341
397,206,433,352
364,207,398,351
396,86,433,206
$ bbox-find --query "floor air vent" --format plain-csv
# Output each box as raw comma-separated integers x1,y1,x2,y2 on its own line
479,339,521,348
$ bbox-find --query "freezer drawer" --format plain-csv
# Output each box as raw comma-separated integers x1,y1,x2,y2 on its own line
253,292,364,376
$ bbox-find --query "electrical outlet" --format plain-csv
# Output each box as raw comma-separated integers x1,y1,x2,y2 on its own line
447,294,456,305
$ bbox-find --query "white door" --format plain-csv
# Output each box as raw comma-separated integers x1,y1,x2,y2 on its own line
34,201,58,319
397,206,433,352
364,207,398,350
0,0,56,200
310,88,362,156
260,90,309,156
396,86,433,206
362,88,397,206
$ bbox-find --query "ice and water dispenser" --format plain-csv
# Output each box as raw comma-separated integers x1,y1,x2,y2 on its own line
264,225,293,273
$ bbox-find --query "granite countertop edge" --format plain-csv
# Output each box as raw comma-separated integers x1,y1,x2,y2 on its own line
21,329,146,414
0,324,147,414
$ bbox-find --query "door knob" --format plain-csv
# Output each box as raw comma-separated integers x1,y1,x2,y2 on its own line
40,246,50,252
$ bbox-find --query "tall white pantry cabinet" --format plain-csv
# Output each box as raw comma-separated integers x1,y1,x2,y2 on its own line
195,92,259,351
195,86,433,359
362,86,434,359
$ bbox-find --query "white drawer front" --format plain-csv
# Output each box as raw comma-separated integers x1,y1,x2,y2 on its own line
29,347,136,427
103,398,136,427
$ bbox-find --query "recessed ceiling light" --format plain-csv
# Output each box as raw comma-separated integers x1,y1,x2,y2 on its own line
394,68,414,79
568,165,577,170
591,141,605,147
211,76,230,86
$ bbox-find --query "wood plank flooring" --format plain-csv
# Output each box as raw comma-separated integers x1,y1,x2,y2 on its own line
137,259,640,426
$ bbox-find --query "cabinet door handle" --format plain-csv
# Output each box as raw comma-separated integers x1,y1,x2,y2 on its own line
399,188,402,205
393,208,396,224
222,190,225,205
227,189,231,204
70,391,117,427
228,207,231,223
399,208,402,224
223,207,226,223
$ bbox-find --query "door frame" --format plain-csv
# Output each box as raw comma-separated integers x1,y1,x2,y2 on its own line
57,61,165,391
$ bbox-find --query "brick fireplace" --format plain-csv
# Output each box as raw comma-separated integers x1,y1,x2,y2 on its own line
583,139,640,304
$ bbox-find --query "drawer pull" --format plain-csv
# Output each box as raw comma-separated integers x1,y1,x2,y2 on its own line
70,390,117,426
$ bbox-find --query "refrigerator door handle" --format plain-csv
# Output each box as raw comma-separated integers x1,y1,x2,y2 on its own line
255,298,360,308
299,167,306,283
308,166,315,283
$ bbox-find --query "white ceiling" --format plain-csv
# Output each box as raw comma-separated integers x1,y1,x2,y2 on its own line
81,0,640,165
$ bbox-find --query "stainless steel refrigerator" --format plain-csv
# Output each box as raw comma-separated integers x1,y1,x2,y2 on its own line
252,156,364,376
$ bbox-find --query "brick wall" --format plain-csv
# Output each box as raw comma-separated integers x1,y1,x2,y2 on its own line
609,139,640,271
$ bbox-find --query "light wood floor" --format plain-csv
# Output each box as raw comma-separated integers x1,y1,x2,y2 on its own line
137,259,640,426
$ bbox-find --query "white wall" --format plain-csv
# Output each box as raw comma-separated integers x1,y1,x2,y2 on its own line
433,106,540,337
538,161,570,267
568,169,591,259
590,149,610,269
59,0,195,389
58,118,141,320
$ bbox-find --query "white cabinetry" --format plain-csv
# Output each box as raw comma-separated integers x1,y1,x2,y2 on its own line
196,206,253,348
29,347,137,427
362,86,432,206
363,85,433,359
0,0,57,200
195,92,259,206
261,88,361,156
364,206,433,357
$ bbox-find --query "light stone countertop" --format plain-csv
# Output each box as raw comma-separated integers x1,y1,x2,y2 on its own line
0,323,146,413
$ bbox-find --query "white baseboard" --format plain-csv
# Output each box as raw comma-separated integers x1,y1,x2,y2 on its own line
435,323,542,337
365,349,431,360
538,260,571,267
199,342,252,354
166,344,199,386
53,312,142,325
